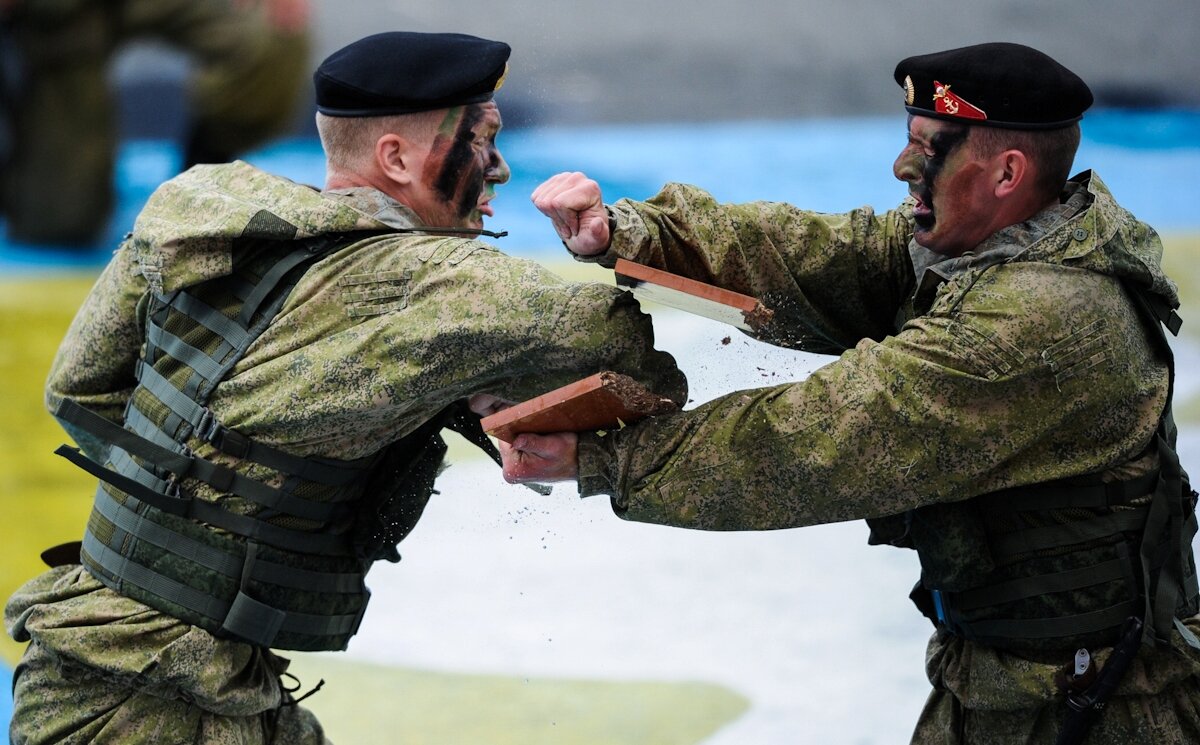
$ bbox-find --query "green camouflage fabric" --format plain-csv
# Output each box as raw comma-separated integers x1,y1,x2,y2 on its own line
574,172,1200,743
9,568,329,744
1,0,309,243
6,161,686,743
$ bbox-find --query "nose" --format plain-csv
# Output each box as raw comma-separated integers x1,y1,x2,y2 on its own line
487,149,511,185
893,144,923,185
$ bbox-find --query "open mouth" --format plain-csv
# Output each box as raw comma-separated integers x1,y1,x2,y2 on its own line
912,191,935,229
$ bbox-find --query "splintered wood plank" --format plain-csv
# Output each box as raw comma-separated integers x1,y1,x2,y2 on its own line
481,371,678,443
614,258,774,331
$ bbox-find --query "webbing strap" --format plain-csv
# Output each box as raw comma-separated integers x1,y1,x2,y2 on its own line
966,601,1139,640
169,291,251,350
110,447,170,493
1144,433,1188,644
136,360,206,429
238,245,320,327
135,348,367,488
57,398,339,523
1143,290,1183,336
124,406,183,453
198,418,370,488
59,445,189,516
952,556,1133,612
92,488,365,594
94,486,238,575
1175,618,1200,650
989,509,1147,559
147,321,226,385
1125,282,1196,645
58,446,352,556
979,472,1159,514
83,530,227,620
82,531,362,648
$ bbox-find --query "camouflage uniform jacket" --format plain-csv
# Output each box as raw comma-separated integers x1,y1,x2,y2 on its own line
6,161,686,724
574,171,1200,737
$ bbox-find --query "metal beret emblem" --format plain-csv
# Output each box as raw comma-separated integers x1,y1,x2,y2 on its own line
904,75,915,105
494,63,509,91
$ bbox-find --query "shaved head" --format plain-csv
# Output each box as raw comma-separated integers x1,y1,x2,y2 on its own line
316,110,444,175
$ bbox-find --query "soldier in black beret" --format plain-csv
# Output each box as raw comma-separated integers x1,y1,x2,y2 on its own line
895,42,1094,130
313,31,513,233
513,41,1199,745
886,41,1096,257
5,28,688,745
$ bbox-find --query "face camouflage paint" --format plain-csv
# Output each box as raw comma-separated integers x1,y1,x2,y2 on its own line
426,105,487,222
914,122,970,232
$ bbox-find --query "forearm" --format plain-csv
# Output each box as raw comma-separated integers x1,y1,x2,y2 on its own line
578,320,1161,531
400,253,687,417
606,184,918,351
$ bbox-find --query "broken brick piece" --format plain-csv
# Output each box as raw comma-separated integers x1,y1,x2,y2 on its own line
614,258,774,331
481,371,678,443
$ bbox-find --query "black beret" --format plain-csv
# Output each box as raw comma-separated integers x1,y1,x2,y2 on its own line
314,32,511,117
894,42,1093,130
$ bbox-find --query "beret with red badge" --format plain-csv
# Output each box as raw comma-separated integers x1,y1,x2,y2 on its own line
314,31,511,117
894,42,1093,130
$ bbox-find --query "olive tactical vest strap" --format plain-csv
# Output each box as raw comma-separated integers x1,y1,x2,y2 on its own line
54,231,403,650
913,282,1199,650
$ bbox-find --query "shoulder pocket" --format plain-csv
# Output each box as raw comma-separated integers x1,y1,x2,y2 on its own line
1041,318,1109,389
339,270,411,318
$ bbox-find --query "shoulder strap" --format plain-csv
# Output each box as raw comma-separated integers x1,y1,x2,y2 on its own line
1120,282,1197,647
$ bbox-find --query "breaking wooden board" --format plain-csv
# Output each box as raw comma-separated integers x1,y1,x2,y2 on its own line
614,258,774,331
481,371,678,443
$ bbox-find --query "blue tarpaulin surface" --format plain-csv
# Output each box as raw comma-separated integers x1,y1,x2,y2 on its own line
2,663,10,745
1,109,1198,274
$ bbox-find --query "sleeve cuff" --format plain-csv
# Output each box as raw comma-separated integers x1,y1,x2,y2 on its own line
576,430,620,498
565,207,621,267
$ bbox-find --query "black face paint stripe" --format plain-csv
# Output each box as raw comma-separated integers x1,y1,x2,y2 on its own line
456,166,485,218
920,125,970,202
433,105,485,204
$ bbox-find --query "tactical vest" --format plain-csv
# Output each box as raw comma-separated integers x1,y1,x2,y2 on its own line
869,284,1200,657
53,231,444,651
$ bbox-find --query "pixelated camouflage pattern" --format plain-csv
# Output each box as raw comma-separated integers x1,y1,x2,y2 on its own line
913,620,1200,743
574,172,1199,741
8,161,686,741
7,567,329,744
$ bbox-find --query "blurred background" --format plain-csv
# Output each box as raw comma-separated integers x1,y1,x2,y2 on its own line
120,0,1200,130
1,2,1198,743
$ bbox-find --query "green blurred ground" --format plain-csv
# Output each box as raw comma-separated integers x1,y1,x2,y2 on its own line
286,654,748,745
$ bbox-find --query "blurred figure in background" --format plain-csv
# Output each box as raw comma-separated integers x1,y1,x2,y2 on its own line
0,0,310,246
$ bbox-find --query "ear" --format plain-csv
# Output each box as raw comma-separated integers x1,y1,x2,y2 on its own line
993,149,1030,199
375,133,416,186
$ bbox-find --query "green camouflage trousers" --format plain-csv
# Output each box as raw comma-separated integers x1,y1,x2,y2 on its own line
7,566,329,744
10,639,329,745
910,624,1200,744
911,684,1200,744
